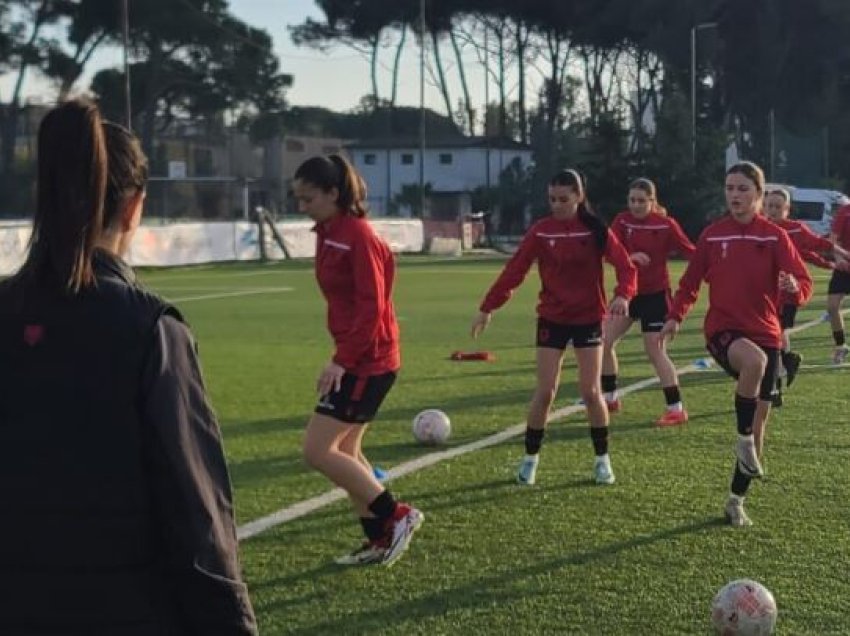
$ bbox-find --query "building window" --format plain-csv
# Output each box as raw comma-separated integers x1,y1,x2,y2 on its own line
439,153,453,165
364,153,377,165
322,145,340,154
285,139,305,152
401,153,414,165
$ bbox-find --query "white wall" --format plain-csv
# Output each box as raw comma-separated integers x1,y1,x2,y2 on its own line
0,220,425,274
352,146,533,214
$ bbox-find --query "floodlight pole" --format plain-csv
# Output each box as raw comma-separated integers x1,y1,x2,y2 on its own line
122,0,132,130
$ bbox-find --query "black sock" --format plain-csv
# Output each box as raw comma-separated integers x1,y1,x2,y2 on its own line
835,330,846,347
590,426,609,456
367,490,397,521
524,427,545,455
734,394,757,436
662,385,682,406
601,374,618,394
360,517,385,542
780,350,791,369
730,463,753,496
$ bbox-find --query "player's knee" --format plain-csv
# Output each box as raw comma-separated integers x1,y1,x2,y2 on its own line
747,350,768,376
534,385,557,406
303,438,328,469
580,384,601,406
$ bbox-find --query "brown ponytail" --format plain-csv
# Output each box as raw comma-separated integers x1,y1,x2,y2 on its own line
294,154,369,218
22,99,107,292
550,168,607,250
103,121,148,229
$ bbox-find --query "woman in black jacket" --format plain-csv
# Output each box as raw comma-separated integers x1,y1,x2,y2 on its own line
0,100,257,635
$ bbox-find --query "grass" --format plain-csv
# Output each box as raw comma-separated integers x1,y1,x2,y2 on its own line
138,257,850,635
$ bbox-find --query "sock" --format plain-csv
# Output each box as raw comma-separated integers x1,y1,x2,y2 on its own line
730,464,752,497
360,517,385,542
662,385,683,411
524,427,545,455
775,376,783,393
601,374,618,401
780,350,791,369
734,394,757,435
590,426,609,456
367,490,397,521
835,330,846,347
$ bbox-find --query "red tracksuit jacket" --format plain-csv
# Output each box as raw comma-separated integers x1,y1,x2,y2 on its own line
480,215,637,325
668,213,813,348
774,217,834,307
314,214,400,376
832,204,850,250
610,210,696,295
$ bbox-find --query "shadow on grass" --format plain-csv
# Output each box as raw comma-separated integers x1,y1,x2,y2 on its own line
265,516,727,633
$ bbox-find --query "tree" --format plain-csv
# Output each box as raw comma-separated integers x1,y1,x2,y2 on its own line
89,0,290,157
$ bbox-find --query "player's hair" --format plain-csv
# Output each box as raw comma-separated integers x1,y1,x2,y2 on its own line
103,121,148,228
628,178,667,216
19,99,107,292
294,154,369,218
727,161,766,193
549,168,607,250
766,187,791,204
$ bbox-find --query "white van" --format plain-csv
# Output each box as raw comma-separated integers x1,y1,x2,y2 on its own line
766,183,849,236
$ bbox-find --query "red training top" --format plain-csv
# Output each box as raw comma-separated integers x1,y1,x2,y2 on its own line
667,213,813,348
314,214,400,376
480,214,637,325
610,210,696,295
831,204,850,251
773,217,834,307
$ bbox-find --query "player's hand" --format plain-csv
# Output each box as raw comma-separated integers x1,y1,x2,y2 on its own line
608,296,628,317
630,252,651,267
317,361,345,396
778,271,799,294
659,319,680,344
471,311,492,339
835,257,850,273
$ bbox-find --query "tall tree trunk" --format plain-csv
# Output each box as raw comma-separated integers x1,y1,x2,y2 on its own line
496,22,506,139
430,31,454,123
1,0,49,175
515,19,528,144
370,32,381,103
449,28,475,135
390,24,407,106
141,39,163,163
57,32,109,101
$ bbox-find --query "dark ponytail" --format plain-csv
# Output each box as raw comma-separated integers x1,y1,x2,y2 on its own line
103,121,148,229
550,168,607,250
21,99,107,292
294,154,368,218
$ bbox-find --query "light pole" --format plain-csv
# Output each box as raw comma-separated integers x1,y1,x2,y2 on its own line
691,21,717,164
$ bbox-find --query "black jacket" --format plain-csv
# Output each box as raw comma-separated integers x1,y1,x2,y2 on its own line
0,251,257,635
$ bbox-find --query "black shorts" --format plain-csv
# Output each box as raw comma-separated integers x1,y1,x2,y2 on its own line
536,318,602,350
315,371,397,424
628,290,671,333
828,270,850,295
706,330,779,401
780,303,798,330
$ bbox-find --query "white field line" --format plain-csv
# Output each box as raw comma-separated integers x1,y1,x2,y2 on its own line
236,363,700,540
236,308,850,541
168,287,293,303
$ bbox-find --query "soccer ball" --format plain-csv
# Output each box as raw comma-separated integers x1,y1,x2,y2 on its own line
711,579,777,635
412,409,451,445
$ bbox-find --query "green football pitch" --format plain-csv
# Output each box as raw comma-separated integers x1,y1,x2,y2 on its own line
139,257,850,635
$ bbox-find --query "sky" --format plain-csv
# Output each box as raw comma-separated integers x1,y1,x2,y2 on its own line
0,0,520,117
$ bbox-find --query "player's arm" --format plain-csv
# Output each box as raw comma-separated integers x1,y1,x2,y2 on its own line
141,316,258,636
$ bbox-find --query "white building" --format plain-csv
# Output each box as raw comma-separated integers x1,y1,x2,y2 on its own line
347,137,533,217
